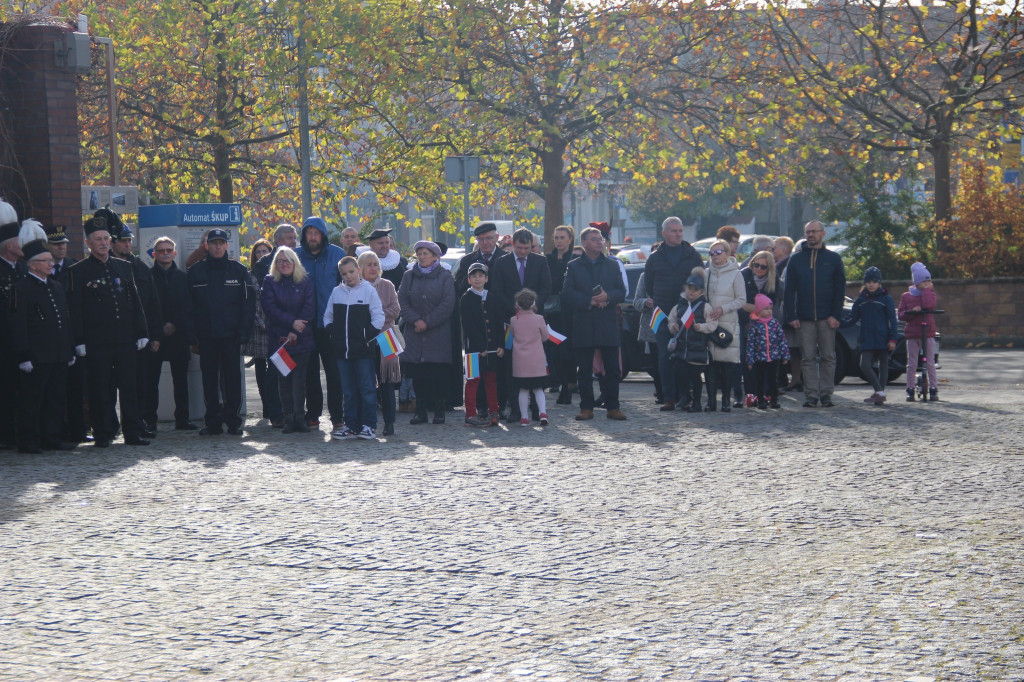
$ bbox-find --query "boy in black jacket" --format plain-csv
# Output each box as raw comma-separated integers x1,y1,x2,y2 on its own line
459,262,504,427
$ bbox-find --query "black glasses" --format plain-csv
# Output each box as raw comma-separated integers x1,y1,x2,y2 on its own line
751,262,768,270
709,249,726,256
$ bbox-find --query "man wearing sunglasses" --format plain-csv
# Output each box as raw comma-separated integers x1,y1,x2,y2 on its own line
782,220,846,407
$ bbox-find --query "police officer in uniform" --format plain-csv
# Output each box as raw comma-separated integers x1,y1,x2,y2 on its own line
11,239,76,453
65,215,151,447
110,218,164,432
47,225,89,442
188,228,256,436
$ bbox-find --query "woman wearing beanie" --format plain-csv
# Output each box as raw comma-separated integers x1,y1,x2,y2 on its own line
842,267,897,404
898,262,940,401
745,293,790,409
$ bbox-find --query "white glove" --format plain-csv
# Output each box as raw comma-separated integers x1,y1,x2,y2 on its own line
68,357,76,367
136,338,149,351
18,361,33,373
75,344,86,357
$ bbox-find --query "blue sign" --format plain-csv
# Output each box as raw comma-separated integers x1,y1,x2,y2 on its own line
139,203,243,228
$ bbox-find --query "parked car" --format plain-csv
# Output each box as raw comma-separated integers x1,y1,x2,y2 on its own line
691,234,777,262
618,264,656,380
616,244,652,264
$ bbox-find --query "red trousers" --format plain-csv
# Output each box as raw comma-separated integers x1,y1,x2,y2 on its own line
464,370,498,417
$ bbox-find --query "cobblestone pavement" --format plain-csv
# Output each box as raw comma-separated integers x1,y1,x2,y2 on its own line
2,350,1023,680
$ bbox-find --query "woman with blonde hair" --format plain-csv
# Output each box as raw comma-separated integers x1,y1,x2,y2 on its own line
358,250,401,436
245,238,279,425
704,239,746,411
261,246,315,433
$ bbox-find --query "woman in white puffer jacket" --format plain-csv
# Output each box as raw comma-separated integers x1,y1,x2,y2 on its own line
704,239,747,411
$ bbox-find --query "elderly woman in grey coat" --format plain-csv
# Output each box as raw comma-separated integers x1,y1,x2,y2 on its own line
398,240,456,425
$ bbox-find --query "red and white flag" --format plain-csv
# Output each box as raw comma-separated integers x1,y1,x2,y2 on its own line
680,305,695,330
269,343,297,377
547,325,567,345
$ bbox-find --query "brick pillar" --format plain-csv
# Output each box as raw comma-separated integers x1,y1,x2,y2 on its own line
1,24,83,257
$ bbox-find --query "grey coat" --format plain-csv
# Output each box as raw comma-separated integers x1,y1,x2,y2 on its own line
398,264,455,364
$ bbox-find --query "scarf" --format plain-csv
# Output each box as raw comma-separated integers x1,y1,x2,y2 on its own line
416,261,440,275
753,273,768,290
909,286,922,297
468,287,487,301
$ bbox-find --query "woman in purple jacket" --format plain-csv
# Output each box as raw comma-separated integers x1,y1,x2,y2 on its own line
261,247,315,433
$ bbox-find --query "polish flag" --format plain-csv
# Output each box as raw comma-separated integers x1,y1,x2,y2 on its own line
269,344,297,376
681,305,695,330
547,325,567,345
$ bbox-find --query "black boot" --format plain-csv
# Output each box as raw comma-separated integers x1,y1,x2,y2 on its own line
410,408,429,425
556,387,572,405
928,388,938,402
433,399,446,424
382,421,394,436
906,387,916,402
721,396,731,413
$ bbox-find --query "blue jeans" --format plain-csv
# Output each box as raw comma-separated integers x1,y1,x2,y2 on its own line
336,357,378,430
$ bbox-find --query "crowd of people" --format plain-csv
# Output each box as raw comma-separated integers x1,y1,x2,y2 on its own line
0,198,942,454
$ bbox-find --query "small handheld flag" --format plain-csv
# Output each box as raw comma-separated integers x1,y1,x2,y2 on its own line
650,306,667,333
680,305,694,330
504,324,513,350
374,328,404,358
464,352,481,380
547,325,567,345
269,344,297,377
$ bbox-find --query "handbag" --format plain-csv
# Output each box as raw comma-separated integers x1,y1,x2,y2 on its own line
543,294,562,315
710,327,733,348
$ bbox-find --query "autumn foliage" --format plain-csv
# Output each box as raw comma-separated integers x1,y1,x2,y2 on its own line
934,162,1024,278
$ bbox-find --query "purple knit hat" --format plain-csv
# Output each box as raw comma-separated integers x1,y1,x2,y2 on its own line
911,262,931,286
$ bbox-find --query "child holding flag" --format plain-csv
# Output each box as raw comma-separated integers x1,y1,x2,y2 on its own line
667,267,712,412
324,257,384,440
459,263,504,427
509,289,550,426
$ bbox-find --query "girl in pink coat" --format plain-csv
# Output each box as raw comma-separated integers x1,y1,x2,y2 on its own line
898,262,940,402
510,289,550,426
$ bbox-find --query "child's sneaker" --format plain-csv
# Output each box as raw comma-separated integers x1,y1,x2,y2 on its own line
906,388,916,402
520,418,530,427
332,426,355,439
539,413,548,426
928,388,939,402
465,415,489,427
488,412,500,426
358,426,376,440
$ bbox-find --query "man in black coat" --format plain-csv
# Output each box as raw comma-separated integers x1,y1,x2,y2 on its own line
65,215,151,447
562,226,627,421
147,236,197,430
47,225,88,442
188,228,256,436
0,204,27,450
111,222,164,432
10,240,76,453
642,216,704,411
488,227,552,421
454,222,506,297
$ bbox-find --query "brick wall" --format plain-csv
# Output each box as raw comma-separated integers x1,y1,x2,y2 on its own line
845,278,1024,347
1,24,83,257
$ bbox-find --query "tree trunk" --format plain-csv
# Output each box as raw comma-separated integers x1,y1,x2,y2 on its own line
931,124,953,261
539,138,567,248
215,140,233,203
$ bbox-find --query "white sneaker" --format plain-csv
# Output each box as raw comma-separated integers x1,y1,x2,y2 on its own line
332,427,355,439
358,426,376,440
